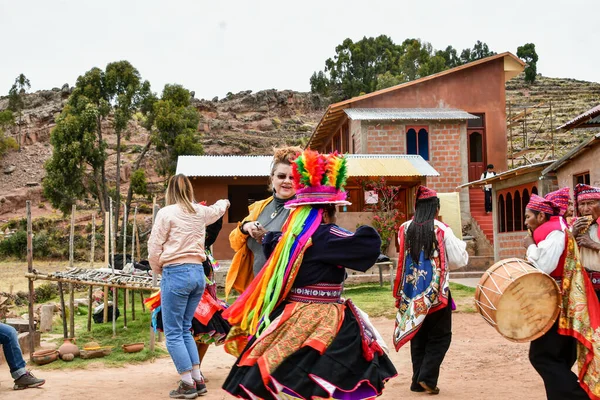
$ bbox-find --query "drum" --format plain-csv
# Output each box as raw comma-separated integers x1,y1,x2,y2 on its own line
474,258,561,342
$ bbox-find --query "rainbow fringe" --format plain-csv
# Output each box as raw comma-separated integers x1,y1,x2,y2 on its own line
222,206,323,336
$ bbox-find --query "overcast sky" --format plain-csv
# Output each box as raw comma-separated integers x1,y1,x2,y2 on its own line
1,0,598,100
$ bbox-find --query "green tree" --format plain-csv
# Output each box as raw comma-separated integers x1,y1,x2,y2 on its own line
43,62,150,221
460,40,496,64
517,43,539,84
151,84,203,178
7,74,31,151
130,169,148,195
375,71,404,91
0,110,18,158
309,71,330,96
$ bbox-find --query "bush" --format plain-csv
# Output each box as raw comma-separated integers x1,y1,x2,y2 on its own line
34,283,59,303
130,169,148,195
0,230,27,259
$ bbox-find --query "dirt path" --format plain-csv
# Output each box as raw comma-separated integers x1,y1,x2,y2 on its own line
0,313,546,399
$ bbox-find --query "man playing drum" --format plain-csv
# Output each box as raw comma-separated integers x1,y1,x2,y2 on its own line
573,183,600,301
523,193,598,399
392,185,468,395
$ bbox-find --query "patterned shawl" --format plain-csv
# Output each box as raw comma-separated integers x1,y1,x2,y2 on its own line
558,232,600,399
392,221,449,351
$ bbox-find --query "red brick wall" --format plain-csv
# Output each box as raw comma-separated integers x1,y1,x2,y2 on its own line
427,123,462,193
496,232,526,260
365,124,406,154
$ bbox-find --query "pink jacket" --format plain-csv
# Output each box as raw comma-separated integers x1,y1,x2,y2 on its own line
148,200,229,274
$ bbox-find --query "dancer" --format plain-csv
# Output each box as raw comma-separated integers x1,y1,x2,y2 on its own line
523,193,599,399
573,183,600,300
222,150,397,399
393,185,468,394
148,174,229,399
225,146,302,298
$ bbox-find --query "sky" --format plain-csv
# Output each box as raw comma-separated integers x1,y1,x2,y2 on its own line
1,0,599,100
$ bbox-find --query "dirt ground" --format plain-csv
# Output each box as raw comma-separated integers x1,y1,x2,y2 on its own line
0,313,547,400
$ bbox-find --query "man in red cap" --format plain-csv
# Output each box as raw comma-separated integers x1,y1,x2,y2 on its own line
523,193,592,399
392,185,468,395
573,183,600,300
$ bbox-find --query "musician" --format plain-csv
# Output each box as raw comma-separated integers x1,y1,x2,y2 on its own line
573,183,600,300
523,194,588,400
393,185,468,394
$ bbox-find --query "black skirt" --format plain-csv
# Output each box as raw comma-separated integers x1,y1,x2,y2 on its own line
155,308,231,345
222,302,397,399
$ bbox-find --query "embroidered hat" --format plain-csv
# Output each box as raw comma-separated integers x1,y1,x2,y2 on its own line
544,187,570,216
415,185,438,202
526,194,558,216
284,149,351,209
574,184,600,216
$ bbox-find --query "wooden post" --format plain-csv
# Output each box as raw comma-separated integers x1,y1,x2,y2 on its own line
103,286,109,323
110,198,116,337
123,203,127,269
69,205,76,268
87,285,93,332
131,206,137,321
124,289,129,328
69,283,75,339
140,292,146,312
136,228,141,261
26,201,35,358
104,212,109,267
58,281,68,339
90,214,96,268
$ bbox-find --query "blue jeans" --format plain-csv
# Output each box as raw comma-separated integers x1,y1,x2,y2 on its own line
160,264,205,374
0,322,27,379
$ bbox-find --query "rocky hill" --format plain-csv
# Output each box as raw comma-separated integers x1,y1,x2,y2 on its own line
1,75,599,220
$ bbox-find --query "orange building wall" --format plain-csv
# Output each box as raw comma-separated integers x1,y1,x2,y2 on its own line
349,58,508,172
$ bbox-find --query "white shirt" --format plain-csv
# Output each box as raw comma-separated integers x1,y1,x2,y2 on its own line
580,223,600,272
526,230,566,275
480,171,496,190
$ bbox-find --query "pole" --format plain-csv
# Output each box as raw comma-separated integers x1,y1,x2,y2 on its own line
90,214,96,268
110,198,116,337
550,100,555,159
26,201,35,358
69,284,75,339
87,285,93,332
131,206,137,321
69,205,76,339
124,289,129,328
104,212,109,267
69,204,76,268
58,281,68,339
123,203,127,269
509,102,514,169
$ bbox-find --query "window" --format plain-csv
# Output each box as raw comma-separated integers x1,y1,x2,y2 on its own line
513,191,522,233
574,171,591,186
506,193,514,232
498,194,506,233
342,124,350,153
333,132,342,153
468,113,485,128
228,185,271,223
522,189,530,231
406,126,429,160
497,184,537,233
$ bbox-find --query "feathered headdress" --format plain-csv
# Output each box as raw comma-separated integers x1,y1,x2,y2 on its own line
285,150,350,208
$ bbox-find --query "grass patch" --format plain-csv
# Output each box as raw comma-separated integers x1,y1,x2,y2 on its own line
344,282,476,319
35,288,167,370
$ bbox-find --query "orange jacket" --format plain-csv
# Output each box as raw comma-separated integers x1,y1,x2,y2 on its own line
225,197,273,297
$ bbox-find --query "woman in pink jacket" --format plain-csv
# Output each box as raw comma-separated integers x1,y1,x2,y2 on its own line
148,174,229,399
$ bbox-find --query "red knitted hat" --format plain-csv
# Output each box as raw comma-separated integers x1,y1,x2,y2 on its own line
526,194,558,216
544,187,570,216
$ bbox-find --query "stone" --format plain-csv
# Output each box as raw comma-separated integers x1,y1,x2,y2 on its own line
40,304,55,332
3,165,16,174
17,331,41,355
25,182,39,187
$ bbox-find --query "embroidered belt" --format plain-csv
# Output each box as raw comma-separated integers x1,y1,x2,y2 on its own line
587,271,600,291
287,283,343,304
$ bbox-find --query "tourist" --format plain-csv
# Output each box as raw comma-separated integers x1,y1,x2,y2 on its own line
148,174,229,399
523,193,595,399
393,185,468,394
225,146,301,297
0,322,45,390
222,150,397,399
480,164,496,213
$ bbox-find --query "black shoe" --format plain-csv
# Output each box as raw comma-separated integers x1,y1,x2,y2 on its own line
13,371,45,390
419,381,440,395
377,254,390,262
410,383,426,392
193,377,208,396
169,381,198,399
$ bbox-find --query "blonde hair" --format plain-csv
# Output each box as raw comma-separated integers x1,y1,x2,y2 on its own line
165,174,196,214
268,146,302,187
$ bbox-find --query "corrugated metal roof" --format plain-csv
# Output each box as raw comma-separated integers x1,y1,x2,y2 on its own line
557,104,600,131
344,108,478,121
176,154,439,177
458,160,555,189
542,132,600,174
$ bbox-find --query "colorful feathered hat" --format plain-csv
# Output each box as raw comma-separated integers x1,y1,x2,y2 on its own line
284,149,351,209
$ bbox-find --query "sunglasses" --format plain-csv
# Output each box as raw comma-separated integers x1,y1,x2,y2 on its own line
275,174,294,181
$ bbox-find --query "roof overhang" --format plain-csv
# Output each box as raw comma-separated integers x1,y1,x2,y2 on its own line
542,133,600,174
458,160,555,189
176,154,439,178
557,104,600,131
343,108,478,121
308,52,525,149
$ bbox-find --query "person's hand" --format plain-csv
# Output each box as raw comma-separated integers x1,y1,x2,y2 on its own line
221,199,231,209
243,221,267,240
573,217,591,237
522,234,535,249
576,234,600,251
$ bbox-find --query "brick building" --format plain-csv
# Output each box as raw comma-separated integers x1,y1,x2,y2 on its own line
308,52,526,228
